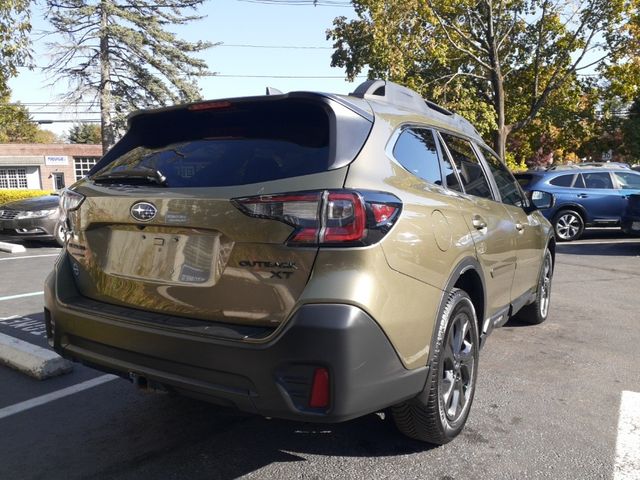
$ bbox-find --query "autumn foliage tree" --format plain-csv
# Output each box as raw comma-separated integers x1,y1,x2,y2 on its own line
328,0,632,164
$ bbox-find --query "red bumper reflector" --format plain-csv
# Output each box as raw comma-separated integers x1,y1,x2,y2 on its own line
309,367,330,408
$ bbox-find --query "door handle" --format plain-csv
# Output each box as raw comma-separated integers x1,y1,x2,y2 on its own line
577,193,588,198
472,215,487,230
515,223,525,233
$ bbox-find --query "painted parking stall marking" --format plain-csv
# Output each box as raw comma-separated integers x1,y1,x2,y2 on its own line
0,374,118,420
0,291,44,302
0,315,46,338
0,253,60,262
614,390,640,480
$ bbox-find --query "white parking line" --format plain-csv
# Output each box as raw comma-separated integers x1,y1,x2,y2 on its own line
0,374,118,421
614,390,640,480
0,292,44,302
0,254,60,262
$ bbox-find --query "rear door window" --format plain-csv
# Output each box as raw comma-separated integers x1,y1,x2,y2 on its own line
582,172,614,189
440,133,493,199
480,147,526,207
91,100,331,187
392,128,443,185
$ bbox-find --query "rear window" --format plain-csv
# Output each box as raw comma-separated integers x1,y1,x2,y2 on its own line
91,100,332,187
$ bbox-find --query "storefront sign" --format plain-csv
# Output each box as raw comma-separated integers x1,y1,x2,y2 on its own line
45,155,68,166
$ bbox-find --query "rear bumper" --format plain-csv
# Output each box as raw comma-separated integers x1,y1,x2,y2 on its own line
44,254,428,422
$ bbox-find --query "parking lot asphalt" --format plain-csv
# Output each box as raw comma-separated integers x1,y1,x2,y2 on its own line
0,231,638,480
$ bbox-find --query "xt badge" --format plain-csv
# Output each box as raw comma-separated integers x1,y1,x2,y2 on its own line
239,260,297,280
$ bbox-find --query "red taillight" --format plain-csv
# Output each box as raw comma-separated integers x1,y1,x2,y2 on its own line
371,203,397,223
323,192,366,243
233,189,401,247
309,367,330,409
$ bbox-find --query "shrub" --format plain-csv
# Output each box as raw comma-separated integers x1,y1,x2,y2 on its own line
0,189,56,206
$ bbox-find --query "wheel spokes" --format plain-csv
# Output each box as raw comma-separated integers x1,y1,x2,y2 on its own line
440,308,475,422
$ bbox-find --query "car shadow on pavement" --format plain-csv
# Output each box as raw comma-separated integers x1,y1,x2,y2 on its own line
85,397,436,480
2,346,438,480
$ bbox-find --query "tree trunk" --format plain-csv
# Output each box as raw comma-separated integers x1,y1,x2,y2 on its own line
99,0,114,152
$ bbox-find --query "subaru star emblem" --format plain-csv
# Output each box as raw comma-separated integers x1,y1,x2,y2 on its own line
130,202,157,222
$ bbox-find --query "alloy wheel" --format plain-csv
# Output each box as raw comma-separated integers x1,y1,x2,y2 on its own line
439,311,475,422
539,252,553,318
555,213,581,240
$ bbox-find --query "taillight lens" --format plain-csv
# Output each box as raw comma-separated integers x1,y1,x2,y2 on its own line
233,190,401,247
324,192,366,243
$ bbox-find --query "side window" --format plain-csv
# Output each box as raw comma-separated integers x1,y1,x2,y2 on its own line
575,174,586,189
583,172,614,189
550,174,575,187
440,133,493,199
613,172,640,189
392,128,443,185
480,147,526,207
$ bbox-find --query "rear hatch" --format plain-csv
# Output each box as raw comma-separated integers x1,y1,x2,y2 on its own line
65,93,373,328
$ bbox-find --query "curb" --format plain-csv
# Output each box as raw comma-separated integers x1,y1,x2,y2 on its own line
0,242,26,254
0,333,73,380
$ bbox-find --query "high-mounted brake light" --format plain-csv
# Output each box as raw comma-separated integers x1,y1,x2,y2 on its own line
188,100,233,111
233,190,401,247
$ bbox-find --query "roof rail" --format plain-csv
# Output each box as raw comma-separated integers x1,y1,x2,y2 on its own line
350,79,480,138
351,79,430,115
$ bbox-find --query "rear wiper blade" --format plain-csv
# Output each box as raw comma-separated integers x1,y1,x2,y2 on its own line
93,167,168,187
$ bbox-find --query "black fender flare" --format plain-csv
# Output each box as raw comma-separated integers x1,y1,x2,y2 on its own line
423,257,487,377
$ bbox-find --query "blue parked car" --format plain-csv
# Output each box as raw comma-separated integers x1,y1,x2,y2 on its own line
515,168,640,241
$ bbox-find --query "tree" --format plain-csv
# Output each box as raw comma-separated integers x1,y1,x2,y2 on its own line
0,91,38,142
0,0,31,96
328,0,631,162
45,0,214,151
68,123,102,144
33,129,63,143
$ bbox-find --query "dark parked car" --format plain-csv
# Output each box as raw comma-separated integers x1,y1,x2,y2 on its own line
516,168,640,241
0,194,65,246
621,194,640,235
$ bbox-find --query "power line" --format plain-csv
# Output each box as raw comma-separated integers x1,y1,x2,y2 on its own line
237,0,352,6
213,74,362,78
219,43,332,50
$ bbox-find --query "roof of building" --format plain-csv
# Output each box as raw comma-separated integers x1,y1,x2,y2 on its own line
0,144,103,156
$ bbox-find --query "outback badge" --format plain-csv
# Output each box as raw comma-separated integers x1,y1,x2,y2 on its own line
130,201,157,222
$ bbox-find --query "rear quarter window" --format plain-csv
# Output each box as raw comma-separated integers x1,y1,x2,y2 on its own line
549,174,575,187
392,128,443,185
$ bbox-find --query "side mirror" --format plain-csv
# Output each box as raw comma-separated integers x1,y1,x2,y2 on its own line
524,190,554,213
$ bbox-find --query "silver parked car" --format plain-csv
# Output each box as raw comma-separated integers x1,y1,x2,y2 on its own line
0,195,65,246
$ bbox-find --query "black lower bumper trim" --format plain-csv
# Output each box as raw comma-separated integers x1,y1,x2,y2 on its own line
45,257,428,423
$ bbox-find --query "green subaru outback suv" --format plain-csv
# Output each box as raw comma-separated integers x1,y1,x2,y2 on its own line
45,80,555,444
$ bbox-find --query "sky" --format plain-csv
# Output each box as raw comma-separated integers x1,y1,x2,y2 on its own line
8,0,362,136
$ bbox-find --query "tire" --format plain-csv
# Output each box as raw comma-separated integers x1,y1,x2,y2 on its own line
391,289,479,444
553,210,584,241
515,248,553,325
54,222,66,247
